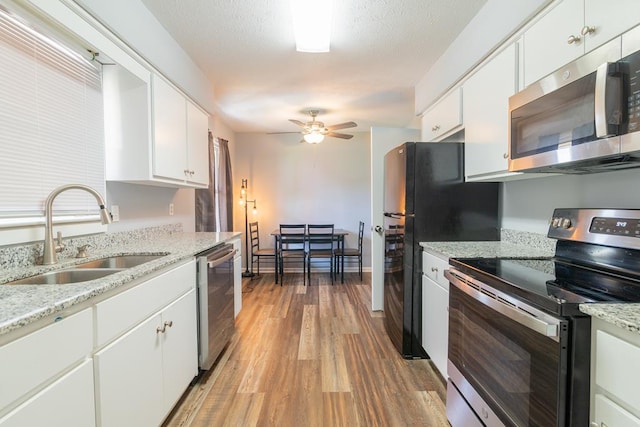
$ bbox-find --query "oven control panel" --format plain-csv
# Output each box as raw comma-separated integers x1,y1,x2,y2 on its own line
590,217,640,237
548,208,640,249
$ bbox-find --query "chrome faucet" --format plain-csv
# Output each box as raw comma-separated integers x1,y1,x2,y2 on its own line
42,184,112,265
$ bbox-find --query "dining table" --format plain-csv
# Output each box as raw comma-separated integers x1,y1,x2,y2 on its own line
270,228,349,284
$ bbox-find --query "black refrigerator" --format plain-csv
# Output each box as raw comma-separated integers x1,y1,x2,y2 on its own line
383,142,500,358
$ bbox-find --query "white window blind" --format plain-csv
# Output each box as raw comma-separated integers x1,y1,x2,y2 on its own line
0,4,105,220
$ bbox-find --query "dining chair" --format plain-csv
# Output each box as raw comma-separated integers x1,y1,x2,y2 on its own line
334,221,364,283
307,224,335,285
249,221,276,278
278,224,307,286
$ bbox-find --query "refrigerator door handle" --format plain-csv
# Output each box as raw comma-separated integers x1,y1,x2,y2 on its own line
384,212,406,219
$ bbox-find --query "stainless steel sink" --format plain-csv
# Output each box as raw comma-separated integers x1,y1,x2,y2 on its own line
5,268,123,285
74,254,166,269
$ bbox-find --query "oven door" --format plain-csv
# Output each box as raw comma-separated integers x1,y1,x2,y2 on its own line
445,269,568,427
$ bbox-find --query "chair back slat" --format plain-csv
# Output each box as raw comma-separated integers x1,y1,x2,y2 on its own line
307,224,335,252
279,224,306,251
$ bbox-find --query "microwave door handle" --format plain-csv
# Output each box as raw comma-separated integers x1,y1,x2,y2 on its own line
595,62,617,138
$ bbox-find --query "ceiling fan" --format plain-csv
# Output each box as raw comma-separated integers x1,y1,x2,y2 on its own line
286,110,357,143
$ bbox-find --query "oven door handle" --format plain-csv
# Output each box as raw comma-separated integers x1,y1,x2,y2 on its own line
445,269,561,341
207,249,237,268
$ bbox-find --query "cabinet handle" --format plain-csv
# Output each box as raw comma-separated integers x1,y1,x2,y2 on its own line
503,153,508,159
190,170,195,176
581,25,595,37
156,320,174,333
431,125,440,132
183,169,189,175
431,267,438,272
567,34,581,44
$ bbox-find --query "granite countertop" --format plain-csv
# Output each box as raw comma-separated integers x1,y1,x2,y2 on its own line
420,230,640,335
579,303,640,334
0,231,239,338
420,240,554,260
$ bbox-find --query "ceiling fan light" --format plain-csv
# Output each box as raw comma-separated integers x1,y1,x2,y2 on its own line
303,132,325,143
290,0,332,53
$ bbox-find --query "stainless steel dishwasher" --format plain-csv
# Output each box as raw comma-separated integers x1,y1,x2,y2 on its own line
196,243,237,370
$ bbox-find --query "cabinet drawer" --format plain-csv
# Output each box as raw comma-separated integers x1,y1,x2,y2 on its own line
422,251,449,291
595,329,640,412
0,308,92,410
0,360,95,427
595,394,640,427
96,260,195,347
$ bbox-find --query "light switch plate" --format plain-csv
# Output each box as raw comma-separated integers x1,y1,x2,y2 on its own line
111,205,120,222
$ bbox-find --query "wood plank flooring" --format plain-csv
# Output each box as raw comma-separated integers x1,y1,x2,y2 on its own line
164,272,449,427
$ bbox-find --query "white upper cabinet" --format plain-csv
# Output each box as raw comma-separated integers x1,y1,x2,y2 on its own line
152,74,209,187
584,0,640,52
421,87,463,141
186,99,210,186
104,63,209,188
523,0,640,87
523,0,584,87
463,43,520,181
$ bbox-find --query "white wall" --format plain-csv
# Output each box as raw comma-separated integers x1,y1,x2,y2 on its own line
414,0,550,114
233,132,371,273
502,169,640,234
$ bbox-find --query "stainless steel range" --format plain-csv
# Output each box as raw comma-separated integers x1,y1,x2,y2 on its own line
444,208,640,427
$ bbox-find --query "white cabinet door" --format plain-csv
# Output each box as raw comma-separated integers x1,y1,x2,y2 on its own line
95,313,164,427
160,289,198,413
523,0,584,87
584,0,640,52
421,87,462,141
595,394,640,427
186,100,209,186
464,43,519,181
0,360,95,427
152,74,188,182
422,274,449,379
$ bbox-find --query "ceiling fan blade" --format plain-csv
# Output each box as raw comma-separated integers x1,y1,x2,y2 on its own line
289,119,306,127
326,121,357,131
267,131,300,135
326,132,353,139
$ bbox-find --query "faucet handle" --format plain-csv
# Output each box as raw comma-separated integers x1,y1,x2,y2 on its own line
75,244,90,258
55,231,66,253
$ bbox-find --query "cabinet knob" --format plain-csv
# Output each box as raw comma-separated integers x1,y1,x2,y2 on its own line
581,25,595,36
503,153,508,159
567,34,581,44
431,125,440,132
431,267,438,272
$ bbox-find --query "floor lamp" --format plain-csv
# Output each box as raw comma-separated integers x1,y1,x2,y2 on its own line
239,179,257,278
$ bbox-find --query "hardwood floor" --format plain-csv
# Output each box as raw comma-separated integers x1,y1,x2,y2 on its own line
165,272,449,427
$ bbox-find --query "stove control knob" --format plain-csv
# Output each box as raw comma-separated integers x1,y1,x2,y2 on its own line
561,218,572,229
551,217,560,227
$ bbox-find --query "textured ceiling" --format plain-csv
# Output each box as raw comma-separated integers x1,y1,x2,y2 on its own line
140,0,487,134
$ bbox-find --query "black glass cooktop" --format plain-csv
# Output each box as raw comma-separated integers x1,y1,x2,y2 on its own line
450,257,640,316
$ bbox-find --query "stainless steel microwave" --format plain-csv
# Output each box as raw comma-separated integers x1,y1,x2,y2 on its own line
508,27,640,173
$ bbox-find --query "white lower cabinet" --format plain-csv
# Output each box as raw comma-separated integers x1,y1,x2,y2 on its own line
0,359,95,427
0,308,93,423
421,250,450,379
232,236,242,317
94,289,198,427
591,318,640,425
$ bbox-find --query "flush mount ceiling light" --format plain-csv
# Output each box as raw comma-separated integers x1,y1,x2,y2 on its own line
290,0,333,53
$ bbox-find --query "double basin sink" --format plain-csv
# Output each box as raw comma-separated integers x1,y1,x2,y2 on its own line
4,255,166,285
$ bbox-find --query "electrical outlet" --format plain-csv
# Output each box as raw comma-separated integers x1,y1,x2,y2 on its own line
110,205,120,222
169,203,174,216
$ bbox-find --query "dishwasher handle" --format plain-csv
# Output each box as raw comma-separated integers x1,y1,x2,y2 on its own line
207,249,237,268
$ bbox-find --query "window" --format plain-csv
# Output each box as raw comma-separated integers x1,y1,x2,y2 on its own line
0,3,105,237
